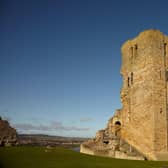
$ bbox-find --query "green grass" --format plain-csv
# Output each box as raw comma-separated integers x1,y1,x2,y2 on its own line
0,146,167,168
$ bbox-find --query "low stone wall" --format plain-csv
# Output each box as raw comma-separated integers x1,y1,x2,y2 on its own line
114,151,144,160
80,144,94,155
80,142,145,160
155,152,168,161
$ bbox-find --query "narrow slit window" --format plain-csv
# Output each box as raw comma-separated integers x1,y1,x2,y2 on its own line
128,77,130,87
166,71,168,81
160,108,162,114
130,47,133,58
164,43,167,57
131,72,133,85
134,44,138,56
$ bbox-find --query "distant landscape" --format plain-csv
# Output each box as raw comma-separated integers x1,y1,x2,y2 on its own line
18,134,88,148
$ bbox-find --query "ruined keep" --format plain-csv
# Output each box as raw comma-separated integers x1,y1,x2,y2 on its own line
80,30,168,161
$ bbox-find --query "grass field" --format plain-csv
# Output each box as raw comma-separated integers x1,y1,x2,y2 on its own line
0,147,168,168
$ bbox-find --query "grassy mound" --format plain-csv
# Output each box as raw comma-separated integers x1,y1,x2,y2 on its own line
0,146,167,168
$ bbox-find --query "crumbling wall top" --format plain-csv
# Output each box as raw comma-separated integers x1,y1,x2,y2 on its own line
121,29,168,52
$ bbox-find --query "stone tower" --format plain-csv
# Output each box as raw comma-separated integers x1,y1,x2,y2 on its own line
120,29,168,160
80,30,168,161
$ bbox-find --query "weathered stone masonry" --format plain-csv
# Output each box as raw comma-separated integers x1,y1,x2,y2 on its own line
80,30,168,161
0,117,18,146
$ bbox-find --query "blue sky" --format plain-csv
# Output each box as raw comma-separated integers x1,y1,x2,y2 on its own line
0,0,168,137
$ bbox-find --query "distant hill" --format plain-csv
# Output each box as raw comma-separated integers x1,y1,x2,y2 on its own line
18,134,89,147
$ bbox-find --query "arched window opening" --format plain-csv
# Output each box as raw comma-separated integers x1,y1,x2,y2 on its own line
114,121,121,137
103,140,109,144
115,121,121,126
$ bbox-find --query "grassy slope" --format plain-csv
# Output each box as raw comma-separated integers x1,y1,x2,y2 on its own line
0,147,167,168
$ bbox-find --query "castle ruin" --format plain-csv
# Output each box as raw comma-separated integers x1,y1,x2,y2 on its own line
80,30,168,161
0,117,18,146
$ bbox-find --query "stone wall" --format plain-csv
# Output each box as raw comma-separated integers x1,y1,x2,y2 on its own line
120,30,168,160
80,144,94,155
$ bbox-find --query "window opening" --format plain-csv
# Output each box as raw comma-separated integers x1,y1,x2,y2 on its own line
131,47,133,58
164,43,167,57
131,72,133,85
128,77,130,87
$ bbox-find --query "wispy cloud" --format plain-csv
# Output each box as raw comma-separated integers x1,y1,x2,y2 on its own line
14,121,90,132
13,123,51,131
80,117,93,122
